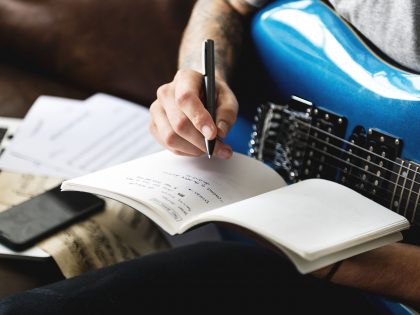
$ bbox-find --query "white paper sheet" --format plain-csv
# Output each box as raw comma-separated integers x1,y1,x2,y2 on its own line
0,93,163,178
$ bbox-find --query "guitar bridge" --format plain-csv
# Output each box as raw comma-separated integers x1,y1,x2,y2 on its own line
249,96,347,183
249,96,313,183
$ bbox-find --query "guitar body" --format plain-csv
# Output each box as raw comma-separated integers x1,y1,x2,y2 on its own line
251,0,420,162
247,2,419,313
248,0,420,227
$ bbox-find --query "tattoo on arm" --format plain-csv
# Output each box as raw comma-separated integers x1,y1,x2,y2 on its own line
214,2,244,81
179,0,256,82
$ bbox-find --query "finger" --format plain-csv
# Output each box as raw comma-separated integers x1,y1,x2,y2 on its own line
213,139,233,160
156,81,208,152
149,100,204,157
173,69,218,140
150,122,198,157
215,81,239,138
165,103,209,153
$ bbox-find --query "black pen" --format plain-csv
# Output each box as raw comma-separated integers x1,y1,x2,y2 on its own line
202,39,216,159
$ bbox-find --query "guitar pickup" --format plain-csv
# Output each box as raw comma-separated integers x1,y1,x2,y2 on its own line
300,106,347,181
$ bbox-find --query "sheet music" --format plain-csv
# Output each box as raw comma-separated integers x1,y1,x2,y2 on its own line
0,171,62,211
39,198,170,278
0,171,170,278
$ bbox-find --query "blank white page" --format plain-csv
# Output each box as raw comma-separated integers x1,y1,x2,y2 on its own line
192,178,409,260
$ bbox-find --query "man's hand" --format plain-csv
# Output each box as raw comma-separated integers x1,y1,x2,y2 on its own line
149,69,238,159
149,0,256,159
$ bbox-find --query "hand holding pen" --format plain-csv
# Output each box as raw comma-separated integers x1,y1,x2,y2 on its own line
149,39,238,159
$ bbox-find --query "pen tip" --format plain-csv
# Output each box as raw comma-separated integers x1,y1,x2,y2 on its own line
207,154,211,159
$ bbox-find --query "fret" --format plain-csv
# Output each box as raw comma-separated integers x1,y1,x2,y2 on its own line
404,165,418,218
411,166,420,223
399,162,412,217
390,159,404,211
389,159,420,225
413,180,420,224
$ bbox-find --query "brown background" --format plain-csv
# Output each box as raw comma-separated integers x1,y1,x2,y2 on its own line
0,0,267,298
0,0,196,297
0,0,197,118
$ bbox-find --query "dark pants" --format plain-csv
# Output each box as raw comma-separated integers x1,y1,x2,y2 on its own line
0,241,379,315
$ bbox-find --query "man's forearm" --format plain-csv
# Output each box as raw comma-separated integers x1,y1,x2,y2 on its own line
178,0,255,82
315,243,420,310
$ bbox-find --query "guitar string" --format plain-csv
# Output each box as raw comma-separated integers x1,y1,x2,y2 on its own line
285,115,420,185
299,150,404,204
257,127,420,196
255,107,419,221
311,149,419,222
270,137,420,221
294,115,420,176
292,128,420,188
306,144,420,199
302,152,419,221
256,133,420,200
293,118,420,219
256,138,419,219
268,111,420,178
257,122,420,190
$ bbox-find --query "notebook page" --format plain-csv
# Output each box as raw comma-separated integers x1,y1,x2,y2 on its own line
62,150,286,234
277,232,403,274
191,178,409,259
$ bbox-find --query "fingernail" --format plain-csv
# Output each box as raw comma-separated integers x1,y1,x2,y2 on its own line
217,121,229,138
202,125,213,139
217,148,232,160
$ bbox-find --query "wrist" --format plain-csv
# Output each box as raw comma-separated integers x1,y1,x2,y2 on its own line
323,261,343,282
311,261,343,282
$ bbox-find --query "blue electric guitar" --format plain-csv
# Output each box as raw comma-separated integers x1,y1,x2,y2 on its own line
247,0,420,228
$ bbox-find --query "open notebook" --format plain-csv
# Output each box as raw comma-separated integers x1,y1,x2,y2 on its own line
62,150,410,273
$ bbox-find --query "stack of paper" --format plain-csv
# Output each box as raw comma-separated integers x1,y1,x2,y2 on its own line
0,93,163,179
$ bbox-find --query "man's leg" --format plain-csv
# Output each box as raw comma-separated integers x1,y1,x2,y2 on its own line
0,241,380,315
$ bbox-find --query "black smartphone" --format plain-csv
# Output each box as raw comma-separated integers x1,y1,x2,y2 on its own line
0,185,105,251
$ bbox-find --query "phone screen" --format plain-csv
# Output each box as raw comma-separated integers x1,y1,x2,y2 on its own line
0,185,105,251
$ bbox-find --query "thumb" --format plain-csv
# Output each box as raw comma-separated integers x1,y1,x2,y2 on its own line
215,82,239,138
